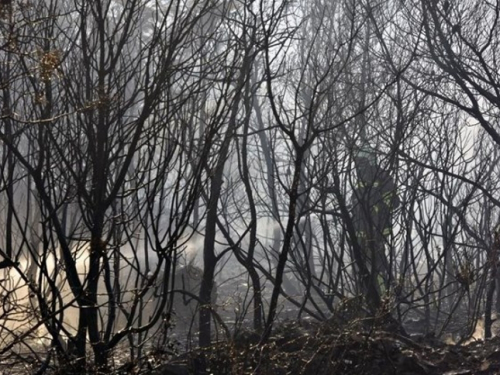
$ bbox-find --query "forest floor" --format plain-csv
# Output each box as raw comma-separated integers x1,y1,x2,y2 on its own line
145,273,500,374
2,268,498,375
151,318,500,375
3,310,500,374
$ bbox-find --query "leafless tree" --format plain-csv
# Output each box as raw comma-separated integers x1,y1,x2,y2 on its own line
0,0,236,372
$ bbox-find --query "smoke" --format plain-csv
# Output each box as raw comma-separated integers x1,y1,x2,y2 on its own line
180,230,204,266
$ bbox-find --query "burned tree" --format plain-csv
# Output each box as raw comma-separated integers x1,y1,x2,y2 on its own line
352,148,400,296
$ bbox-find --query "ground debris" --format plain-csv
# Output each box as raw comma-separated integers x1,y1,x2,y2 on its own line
157,322,500,375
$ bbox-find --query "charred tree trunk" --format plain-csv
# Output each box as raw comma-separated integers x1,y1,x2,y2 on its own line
199,51,254,348
485,232,499,339
261,148,304,342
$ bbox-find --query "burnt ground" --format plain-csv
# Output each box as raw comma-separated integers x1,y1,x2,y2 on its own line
3,307,500,374
150,319,500,375
147,271,500,375
2,265,499,375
